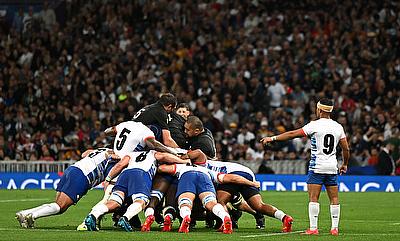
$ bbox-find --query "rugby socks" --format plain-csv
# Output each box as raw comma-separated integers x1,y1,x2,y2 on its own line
124,202,143,220
273,210,286,221
31,203,61,219
145,207,155,217
330,204,340,229
309,202,320,230
179,206,191,219
212,204,230,221
90,203,109,219
19,206,47,216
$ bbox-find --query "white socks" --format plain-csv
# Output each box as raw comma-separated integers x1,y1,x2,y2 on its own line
273,210,286,221
145,207,155,217
124,202,143,220
330,204,340,229
309,202,320,230
90,203,109,219
31,203,61,219
212,204,230,221
179,206,191,219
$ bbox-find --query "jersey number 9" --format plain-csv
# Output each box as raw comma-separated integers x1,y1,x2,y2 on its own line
323,134,335,155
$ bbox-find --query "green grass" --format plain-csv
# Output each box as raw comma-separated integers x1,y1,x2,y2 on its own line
0,190,399,241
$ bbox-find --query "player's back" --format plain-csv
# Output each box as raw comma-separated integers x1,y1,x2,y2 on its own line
302,118,346,174
188,128,216,158
132,102,169,129
113,121,154,156
206,160,255,180
124,150,157,178
72,148,113,186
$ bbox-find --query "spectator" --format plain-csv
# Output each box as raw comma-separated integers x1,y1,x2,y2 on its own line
376,143,396,175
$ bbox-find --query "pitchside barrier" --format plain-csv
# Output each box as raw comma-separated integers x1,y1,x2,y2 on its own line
0,160,399,192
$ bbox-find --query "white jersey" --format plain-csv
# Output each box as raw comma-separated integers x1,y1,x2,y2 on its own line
113,121,155,156
302,118,346,174
206,160,255,181
123,150,157,179
174,164,220,184
72,148,114,187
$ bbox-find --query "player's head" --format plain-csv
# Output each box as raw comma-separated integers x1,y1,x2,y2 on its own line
316,98,334,118
184,115,204,138
159,93,177,113
176,103,191,120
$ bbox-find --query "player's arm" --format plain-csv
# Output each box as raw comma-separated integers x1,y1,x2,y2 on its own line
157,164,177,175
339,137,350,175
185,149,207,165
145,137,179,155
104,126,117,136
162,129,180,148
260,128,306,146
154,152,191,164
217,173,260,188
104,155,130,184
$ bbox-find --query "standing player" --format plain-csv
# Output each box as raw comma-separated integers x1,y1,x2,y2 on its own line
157,163,260,234
132,93,179,148
16,148,119,228
260,98,350,236
84,150,190,232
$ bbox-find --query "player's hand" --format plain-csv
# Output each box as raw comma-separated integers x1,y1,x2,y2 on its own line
339,165,347,175
253,181,261,188
260,137,273,146
103,181,110,191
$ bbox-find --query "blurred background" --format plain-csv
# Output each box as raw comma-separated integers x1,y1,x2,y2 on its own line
0,0,399,178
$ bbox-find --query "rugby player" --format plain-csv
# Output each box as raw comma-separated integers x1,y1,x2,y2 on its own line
261,98,350,236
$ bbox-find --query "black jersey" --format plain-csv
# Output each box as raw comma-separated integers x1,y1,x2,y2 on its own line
168,112,188,149
188,128,216,159
132,102,169,130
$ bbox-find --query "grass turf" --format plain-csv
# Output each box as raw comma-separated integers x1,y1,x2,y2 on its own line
0,190,399,241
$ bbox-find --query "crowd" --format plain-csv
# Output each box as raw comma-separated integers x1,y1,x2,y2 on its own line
0,0,399,175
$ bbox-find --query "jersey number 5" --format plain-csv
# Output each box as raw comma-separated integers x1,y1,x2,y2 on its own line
323,134,335,155
116,128,131,151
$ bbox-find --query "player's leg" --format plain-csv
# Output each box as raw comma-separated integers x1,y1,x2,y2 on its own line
303,183,323,234
17,167,88,228
177,192,195,233
231,194,264,229
16,191,71,228
302,171,324,235
85,171,131,231
326,174,340,235
246,193,293,232
162,181,178,231
210,189,232,229
114,169,152,232
85,190,123,231
200,191,232,234
77,183,115,230
118,194,148,232
142,174,171,231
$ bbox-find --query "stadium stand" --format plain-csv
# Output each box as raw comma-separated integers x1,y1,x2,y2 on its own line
0,0,399,175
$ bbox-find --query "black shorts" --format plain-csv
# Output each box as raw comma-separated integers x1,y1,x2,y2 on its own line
217,183,259,200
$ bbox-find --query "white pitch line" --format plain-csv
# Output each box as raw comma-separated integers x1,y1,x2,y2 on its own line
0,198,49,203
241,230,303,238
